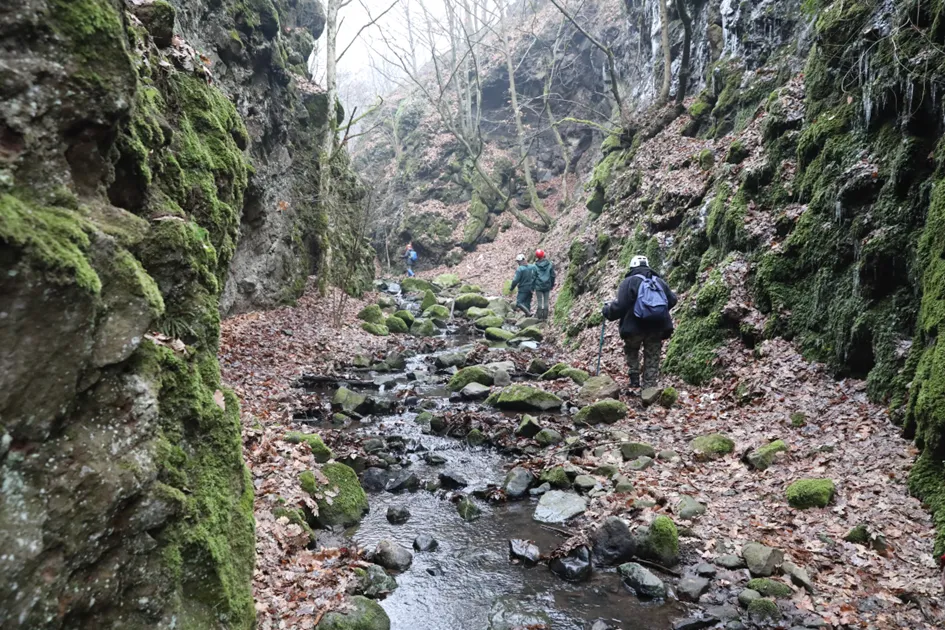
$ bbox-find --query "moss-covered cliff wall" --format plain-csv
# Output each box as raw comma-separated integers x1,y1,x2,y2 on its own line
557,0,945,553
0,0,359,626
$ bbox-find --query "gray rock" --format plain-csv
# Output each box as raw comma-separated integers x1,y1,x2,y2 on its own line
738,588,761,607
678,496,706,520
742,542,783,576
529,482,551,496
620,442,656,460
677,575,710,602
515,414,543,438
359,564,398,598
413,534,438,552
782,560,814,592
457,496,481,521
527,358,550,374
641,387,662,406
694,562,717,577
715,554,746,569
706,604,739,621
658,449,680,461
509,539,541,565
372,540,413,572
534,428,562,446
318,595,390,630
439,471,468,489
573,475,598,492
626,456,654,471
618,562,666,598
493,368,512,387
549,546,591,582
590,622,615,630
577,374,620,405
386,471,420,493
386,506,411,524
487,595,551,630
424,453,447,466
533,490,587,524
591,516,635,566
361,467,390,493
614,475,634,493
461,382,492,400
502,467,535,499
672,618,717,630
435,351,467,368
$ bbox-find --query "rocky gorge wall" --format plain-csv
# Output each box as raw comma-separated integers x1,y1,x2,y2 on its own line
556,0,945,553
0,0,365,627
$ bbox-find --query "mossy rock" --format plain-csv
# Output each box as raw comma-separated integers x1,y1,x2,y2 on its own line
844,524,870,544
786,478,835,509
420,290,437,312
362,322,389,336
466,428,486,446
690,433,735,460
285,431,333,463
409,318,436,337
534,428,563,447
541,363,589,385
658,387,678,408
746,598,781,622
316,595,391,630
384,316,409,334
300,463,368,528
358,304,385,325
620,442,656,460
698,148,715,170
401,278,437,294
517,326,543,341
475,315,504,329
457,496,481,521
575,400,628,425
637,515,680,566
423,304,450,320
465,306,495,319
488,385,563,411
746,440,788,471
434,273,460,288
333,387,367,414
448,366,493,391
726,140,749,164
790,412,807,427
485,327,515,341
455,293,490,310
377,295,396,308
393,310,415,326
458,284,482,294
516,415,542,438
746,578,793,598
272,505,316,543
540,466,570,488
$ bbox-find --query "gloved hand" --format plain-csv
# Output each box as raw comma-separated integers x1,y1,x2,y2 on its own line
601,303,609,319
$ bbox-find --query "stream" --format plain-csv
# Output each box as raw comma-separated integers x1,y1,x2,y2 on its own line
316,291,684,630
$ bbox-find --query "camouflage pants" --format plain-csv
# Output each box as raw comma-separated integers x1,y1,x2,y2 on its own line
516,290,533,315
623,334,663,388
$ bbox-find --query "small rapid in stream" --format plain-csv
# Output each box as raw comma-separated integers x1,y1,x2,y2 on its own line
310,288,683,630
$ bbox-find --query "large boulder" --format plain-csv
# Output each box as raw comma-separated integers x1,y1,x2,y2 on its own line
401,278,437,293
300,463,369,528
786,478,835,509
475,315,504,329
359,564,398,599
371,540,413,572
634,516,679,566
434,273,460,288
435,350,467,368
466,306,495,319
618,563,666,599
448,366,493,391
317,595,390,630
488,385,563,411
357,304,385,324
620,442,655,460
533,491,586,523
362,322,389,336
409,318,437,337
746,440,788,470
549,546,591,582
591,516,636,566
741,542,784,577
485,327,515,341
423,304,450,320
384,316,408,334
455,293,490,310
575,400,627,425
502,467,535,499
393,309,415,326
576,374,620,404
515,415,542,438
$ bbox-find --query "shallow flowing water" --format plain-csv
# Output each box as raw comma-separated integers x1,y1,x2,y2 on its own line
330,322,684,629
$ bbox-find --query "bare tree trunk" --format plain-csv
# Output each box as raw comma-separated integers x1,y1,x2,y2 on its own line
675,0,692,105
658,0,672,103
324,0,339,153
543,16,573,205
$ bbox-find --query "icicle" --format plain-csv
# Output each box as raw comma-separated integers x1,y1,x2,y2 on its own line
835,200,843,223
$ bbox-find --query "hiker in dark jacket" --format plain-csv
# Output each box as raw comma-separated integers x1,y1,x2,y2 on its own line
510,253,536,316
533,249,555,321
602,255,678,390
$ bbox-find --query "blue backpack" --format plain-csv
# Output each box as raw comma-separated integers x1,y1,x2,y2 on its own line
409,250,418,262
633,276,669,321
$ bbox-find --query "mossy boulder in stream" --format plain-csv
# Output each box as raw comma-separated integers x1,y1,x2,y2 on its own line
409,318,436,337
455,293,490,310
300,463,369,528
485,327,515,341
422,304,450,320
487,385,563,411
384,316,409,334
575,400,628,425
541,363,590,385
358,304,385,324
420,289,437,312
393,309,415,326
475,315,504,329
317,595,391,630
634,515,680,566
402,278,437,294
466,306,495,319
362,322,389,336
448,366,493,391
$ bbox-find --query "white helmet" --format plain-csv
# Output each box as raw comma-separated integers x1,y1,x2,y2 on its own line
630,255,649,268
516,253,526,262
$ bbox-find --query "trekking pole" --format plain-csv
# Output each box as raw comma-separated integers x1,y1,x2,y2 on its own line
596,318,606,376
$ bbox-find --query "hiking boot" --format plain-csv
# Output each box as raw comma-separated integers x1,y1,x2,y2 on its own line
629,373,641,388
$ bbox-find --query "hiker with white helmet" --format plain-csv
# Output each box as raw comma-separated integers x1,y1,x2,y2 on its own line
509,253,537,316
602,255,677,391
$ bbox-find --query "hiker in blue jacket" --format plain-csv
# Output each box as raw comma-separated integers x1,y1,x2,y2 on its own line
533,249,555,321
403,243,417,277
602,255,677,390
509,253,536,316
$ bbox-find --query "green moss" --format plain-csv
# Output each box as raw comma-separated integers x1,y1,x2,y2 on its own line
393,310,415,326
688,97,711,118
454,293,489,309
108,248,165,316
540,466,570,488
475,315,504,329
698,148,714,170
541,363,589,384
790,412,807,427
466,428,486,446
844,524,870,544
485,327,515,341
747,598,781,622
420,289,437,312
423,304,450,320
574,399,628,425
0,194,102,293
490,385,563,411
384,316,408,334
357,304,385,324
664,268,730,384
747,578,793,597
585,150,624,214
317,595,390,630
658,387,678,408
285,431,334,463
301,462,368,528
786,478,836,509
448,366,492,391
690,433,735,460
361,322,389,336
746,440,788,471
908,454,945,554
639,516,679,566
726,140,749,164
